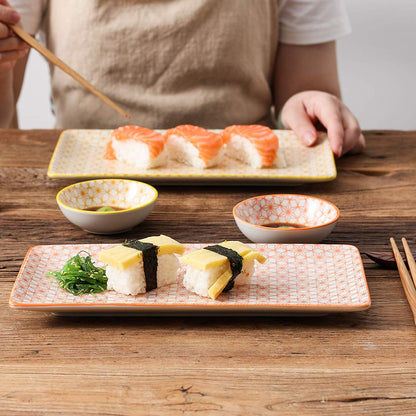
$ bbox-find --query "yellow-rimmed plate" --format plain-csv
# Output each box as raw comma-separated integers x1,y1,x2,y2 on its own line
47,130,336,184
9,243,370,315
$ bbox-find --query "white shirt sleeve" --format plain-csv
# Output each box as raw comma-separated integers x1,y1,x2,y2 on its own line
9,0,47,35
279,0,351,45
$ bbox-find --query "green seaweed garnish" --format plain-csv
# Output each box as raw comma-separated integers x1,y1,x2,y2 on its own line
47,251,107,296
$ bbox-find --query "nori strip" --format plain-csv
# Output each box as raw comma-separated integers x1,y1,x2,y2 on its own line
123,240,158,292
204,245,243,292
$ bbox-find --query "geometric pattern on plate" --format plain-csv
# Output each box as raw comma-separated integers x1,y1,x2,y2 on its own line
10,244,370,311
48,130,336,182
58,179,156,210
235,194,338,227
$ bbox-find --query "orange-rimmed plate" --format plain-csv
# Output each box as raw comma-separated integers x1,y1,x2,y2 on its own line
47,130,336,184
10,243,370,315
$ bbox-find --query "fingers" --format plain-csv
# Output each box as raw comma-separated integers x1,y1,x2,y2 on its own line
0,47,27,63
0,37,28,75
282,91,365,158
352,133,366,154
0,2,21,41
0,24,8,39
281,97,318,147
283,93,345,157
313,95,345,157
0,36,28,52
0,2,20,25
340,106,366,154
0,4,28,75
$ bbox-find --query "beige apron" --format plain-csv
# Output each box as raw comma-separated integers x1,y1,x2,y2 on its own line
43,0,279,129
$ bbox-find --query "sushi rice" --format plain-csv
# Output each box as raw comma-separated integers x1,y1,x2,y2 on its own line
106,253,180,295
226,134,286,169
182,259,255,298
166,134,224,169
111,137,168,169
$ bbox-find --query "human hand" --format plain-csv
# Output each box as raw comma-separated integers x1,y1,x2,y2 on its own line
280,90,365,157
0,0,29,75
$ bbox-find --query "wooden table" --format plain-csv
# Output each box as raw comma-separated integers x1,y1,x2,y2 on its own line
1,129,416,415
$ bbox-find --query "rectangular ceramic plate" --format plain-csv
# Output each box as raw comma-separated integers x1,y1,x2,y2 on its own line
47,130,336,184
10,243,370,315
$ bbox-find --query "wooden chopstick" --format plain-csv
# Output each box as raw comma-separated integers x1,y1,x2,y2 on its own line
390,237,416,325
402,237,416,288
9,24,131,119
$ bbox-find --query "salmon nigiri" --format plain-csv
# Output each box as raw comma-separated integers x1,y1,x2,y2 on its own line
105,125,168,169
221,125,285,168
165,125,225,169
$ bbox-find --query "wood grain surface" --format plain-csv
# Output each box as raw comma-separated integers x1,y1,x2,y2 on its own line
1,129,416,415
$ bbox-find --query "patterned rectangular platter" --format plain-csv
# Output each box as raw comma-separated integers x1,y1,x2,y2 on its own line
9,243,370,315
47,130,337,184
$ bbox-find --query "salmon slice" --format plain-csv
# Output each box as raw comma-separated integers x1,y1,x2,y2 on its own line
165,125,224,165
110,125,166,159
221,125,279,167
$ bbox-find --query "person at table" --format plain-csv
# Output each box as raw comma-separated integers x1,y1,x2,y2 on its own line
0,0,365,157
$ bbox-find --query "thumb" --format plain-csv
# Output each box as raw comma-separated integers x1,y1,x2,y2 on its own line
282,104,318,147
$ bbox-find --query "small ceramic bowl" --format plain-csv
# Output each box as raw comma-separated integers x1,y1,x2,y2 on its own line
233,194,339,243
57,179,158,234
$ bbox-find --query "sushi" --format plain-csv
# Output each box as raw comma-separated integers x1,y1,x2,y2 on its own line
221,125,286,168
105,125,168,169
165,125,225,169
98,235,185,295
180,241,266,299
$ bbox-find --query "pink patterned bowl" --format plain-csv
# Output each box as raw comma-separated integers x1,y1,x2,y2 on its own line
233,194,339,243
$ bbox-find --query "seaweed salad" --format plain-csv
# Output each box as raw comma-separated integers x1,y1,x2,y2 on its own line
47,251,107,296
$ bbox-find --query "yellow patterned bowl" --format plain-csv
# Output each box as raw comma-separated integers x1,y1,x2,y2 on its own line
233,194,339,243
57,179,158,234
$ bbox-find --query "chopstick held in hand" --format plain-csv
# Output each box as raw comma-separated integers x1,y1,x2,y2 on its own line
9,24,131,119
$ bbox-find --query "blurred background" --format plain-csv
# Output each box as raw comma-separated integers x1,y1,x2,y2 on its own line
16,0,416,130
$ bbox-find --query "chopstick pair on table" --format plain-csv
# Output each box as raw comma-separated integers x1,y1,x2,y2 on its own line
390,237,416,324
9,24,131,119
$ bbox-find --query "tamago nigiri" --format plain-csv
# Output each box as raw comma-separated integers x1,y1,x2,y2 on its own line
99,235,185,295
180,241,266,299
